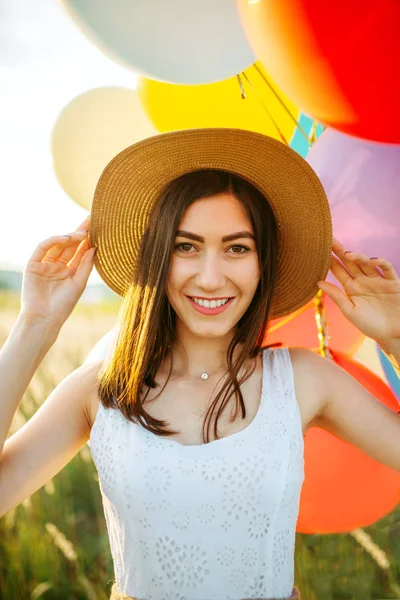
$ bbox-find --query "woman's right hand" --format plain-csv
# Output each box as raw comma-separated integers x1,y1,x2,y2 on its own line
19,215,96,331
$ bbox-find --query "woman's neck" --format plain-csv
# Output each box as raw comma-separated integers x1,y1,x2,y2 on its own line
166,326,238,379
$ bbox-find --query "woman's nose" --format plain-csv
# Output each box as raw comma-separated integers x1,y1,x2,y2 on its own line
194,254,225,290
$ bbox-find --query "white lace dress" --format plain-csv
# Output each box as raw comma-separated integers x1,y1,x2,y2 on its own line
89,347,305,600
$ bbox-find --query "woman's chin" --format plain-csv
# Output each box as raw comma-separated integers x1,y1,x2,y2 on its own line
186,322,235,339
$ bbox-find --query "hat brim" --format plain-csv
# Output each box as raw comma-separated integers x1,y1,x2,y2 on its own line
89,128,332,319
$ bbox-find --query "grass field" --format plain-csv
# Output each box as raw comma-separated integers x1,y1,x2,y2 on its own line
1,290,400,599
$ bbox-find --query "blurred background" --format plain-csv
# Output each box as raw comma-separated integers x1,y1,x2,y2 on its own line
1,0,400,598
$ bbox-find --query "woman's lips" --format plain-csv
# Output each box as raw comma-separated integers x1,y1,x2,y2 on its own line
186,296,234,315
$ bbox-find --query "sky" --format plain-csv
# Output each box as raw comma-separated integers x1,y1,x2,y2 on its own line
0,2,317,287
0,0,138,284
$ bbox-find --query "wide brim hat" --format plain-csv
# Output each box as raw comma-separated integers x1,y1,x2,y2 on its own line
89,127,332,319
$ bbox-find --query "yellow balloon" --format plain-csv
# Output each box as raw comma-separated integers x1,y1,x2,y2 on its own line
137,62,300,142
51,87,158,210
353,335,387,382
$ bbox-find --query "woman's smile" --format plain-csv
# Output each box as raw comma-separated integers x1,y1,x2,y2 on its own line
186,295,235,315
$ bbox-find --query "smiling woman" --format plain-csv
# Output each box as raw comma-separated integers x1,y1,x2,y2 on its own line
0,127,344,600
98,170,279,442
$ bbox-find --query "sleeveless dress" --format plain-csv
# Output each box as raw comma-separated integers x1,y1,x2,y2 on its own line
89,347,305,600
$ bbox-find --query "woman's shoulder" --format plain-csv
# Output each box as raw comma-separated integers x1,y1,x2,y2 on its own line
285,346,326,434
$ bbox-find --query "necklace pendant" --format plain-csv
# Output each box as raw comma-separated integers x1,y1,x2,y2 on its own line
201,372,209,380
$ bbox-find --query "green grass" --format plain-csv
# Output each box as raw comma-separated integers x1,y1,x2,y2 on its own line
1,292,400,599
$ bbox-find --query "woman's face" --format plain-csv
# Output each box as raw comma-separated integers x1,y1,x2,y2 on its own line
166,192,260,339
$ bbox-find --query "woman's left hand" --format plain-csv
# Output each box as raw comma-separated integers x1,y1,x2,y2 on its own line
316,237,400,345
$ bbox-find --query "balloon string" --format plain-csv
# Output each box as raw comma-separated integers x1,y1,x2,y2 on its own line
269,292,332,362
313,290,332,359
302,120,330,357
238,71,288,144
309,121,318,145
236,74,246,100
252,62,311,141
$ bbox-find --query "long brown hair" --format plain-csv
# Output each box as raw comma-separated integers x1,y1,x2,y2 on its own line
97,169,281,443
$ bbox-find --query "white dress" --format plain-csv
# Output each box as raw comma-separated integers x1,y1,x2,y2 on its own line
89,347,305,600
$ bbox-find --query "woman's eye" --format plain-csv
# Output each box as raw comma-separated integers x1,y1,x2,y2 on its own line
229,245,250,254
175,243,194,253
174,243,250,254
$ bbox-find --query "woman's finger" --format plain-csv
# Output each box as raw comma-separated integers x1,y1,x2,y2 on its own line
66,237,92,274
73,246,97,289
329,253,354,287
29,233,86,263
370,257,400,281
342,251,384,278
56,240,85,265
332,237,364,277
41,230,88,263
53,217,91,264
44,232,88,264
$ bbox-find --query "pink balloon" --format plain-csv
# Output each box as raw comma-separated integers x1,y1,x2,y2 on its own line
307,129,400,288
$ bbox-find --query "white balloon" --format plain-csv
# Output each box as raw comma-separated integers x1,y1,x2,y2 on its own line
61,0,256,84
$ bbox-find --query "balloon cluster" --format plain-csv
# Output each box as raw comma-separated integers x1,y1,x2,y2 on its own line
57,0,400,534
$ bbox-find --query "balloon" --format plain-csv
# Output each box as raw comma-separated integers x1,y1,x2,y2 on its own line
51,87,158,210
377,345,400,403
289,114,324,159
265,294,364,355
137,63,299,142
298,350,400,534
61,0,255,84
306,129,400,290
237,0,400,143
352,336,386,382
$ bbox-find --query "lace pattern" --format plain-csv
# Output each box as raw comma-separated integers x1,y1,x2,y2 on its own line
90,347,305,600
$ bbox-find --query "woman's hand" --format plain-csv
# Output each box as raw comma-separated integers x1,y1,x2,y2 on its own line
19,215,96,330
317,237,400,345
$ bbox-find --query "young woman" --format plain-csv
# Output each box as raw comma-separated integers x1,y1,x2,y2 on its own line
0,128,399,600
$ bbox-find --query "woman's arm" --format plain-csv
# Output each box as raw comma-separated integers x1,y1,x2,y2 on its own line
0,351,101,517
0,315,58,457
0,217,93,457
0,215,97,516
297,347,400,472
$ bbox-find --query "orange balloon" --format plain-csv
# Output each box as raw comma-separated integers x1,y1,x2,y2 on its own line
297,350,400,534
264,294,364,355
237,0,400,143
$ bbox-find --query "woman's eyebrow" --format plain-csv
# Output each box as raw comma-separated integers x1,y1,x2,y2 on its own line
175,230,255,243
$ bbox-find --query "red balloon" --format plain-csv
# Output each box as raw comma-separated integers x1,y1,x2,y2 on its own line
237,0,400,143
297,350,400,534
265,294,364,355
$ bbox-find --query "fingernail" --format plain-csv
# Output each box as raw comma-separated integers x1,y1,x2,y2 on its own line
344,250,353,254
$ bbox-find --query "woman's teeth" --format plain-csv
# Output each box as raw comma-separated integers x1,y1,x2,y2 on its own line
192,297,230,308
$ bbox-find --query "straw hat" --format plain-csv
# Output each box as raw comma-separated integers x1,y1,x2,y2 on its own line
89,128,332,319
